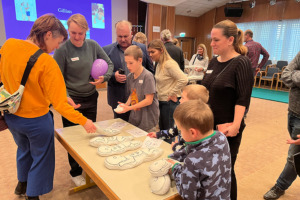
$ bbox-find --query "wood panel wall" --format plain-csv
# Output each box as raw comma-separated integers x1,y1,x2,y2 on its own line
174,15,197,38
174,0,300,59
146,3,175,42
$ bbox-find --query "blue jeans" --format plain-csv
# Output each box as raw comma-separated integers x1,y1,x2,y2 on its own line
4,112,54,196
276,112,300,190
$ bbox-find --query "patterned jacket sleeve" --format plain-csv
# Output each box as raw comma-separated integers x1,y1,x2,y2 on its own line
171,157,205,200
168,145,188,162
156,124,179,139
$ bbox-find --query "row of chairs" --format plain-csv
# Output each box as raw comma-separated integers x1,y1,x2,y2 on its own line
253,60,288,90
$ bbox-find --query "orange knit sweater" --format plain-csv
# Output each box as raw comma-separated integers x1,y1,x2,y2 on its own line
0,39,87,125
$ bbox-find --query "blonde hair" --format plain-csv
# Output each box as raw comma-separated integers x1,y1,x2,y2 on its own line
148,39,172,71
182,85,209,103
67,14,89,31
160,29,172,42
173,38,180,47
214,20,247,56
115,20,132,31
197,43,208,59
28,14,68,52
133,32,147,45
174,100,214,134
124,45,143,61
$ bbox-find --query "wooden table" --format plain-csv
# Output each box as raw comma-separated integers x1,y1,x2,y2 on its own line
55,118,182,200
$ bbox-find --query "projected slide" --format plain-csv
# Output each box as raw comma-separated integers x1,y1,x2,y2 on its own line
15,0,37,21
92,3,105,29
2,0,112,46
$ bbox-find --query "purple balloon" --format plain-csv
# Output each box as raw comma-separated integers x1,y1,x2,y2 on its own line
91,59,108,79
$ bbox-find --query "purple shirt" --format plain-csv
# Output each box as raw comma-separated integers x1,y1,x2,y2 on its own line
245,40,269,69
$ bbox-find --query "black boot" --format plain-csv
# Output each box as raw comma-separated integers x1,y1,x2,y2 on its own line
14,181,27,195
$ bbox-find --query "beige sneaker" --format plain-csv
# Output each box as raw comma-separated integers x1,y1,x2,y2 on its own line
71,175,86,187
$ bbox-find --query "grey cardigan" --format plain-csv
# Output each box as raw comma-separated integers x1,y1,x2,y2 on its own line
281,51,300,116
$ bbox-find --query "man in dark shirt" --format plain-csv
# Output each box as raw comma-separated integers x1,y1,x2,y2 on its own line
103,20,154,121
244,29,269,76
160,29,185,71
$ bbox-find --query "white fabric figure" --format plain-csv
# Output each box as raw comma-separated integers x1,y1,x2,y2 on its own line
114,104,124,113
89,136,134,147
95,125,121,136
104,148,163,170
149,159,173,177
97,141,142,156
149,174,171,195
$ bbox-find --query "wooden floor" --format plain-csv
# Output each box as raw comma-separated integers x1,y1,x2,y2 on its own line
1,90,299,200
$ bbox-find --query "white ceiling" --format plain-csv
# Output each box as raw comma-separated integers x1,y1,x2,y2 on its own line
141,0,249,17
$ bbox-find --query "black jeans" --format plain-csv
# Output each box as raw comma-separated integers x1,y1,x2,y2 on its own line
227,120,245,200
62,91,98,177
158,100,179,143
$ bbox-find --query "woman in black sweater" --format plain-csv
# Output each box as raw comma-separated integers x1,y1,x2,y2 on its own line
202,20,253,200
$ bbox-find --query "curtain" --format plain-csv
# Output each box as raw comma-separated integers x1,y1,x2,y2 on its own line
237,19,300,63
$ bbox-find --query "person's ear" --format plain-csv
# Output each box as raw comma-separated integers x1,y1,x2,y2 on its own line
190,128,200,138
228,36,234,46
138,57,143,64
45,31,52,40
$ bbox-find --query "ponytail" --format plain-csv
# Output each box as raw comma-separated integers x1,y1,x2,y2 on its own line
235,29,247,56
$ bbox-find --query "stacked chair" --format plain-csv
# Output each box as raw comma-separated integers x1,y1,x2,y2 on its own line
254,60,272,87
274,60,288,90
257,60,288,90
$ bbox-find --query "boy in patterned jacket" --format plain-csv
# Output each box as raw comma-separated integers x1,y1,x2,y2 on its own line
147,84,209,151
167,100,231,200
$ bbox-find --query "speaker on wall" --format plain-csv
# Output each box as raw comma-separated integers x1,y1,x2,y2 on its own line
224,7,243,17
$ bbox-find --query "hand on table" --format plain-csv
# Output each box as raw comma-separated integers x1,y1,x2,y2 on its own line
83,119,96,133
147,132,157,138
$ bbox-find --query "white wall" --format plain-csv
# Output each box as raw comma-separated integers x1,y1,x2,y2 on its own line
0,0,6,46
0,0,127,46
111,0,128,43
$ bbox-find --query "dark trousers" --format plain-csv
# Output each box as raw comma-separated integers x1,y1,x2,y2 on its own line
227,121,245,200
159,100,179,143
62,92,98,177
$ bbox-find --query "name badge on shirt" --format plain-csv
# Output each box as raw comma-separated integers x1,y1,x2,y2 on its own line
206,70,213,74
139,80,143,84
71,57,79,61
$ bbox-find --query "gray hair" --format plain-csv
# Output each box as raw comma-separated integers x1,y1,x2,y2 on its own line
160,29,172,42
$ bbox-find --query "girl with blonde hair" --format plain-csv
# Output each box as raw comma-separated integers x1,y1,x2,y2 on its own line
148,39,188,139
188,43,209,83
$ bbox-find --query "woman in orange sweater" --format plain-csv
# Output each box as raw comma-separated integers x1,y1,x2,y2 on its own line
0,14,96,200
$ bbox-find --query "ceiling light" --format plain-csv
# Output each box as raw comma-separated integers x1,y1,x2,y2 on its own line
250,0,256,8
270,0,276,5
